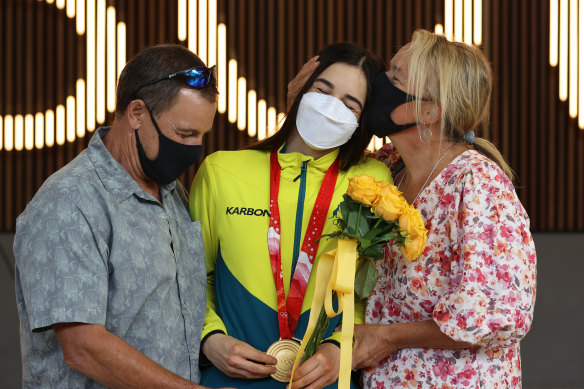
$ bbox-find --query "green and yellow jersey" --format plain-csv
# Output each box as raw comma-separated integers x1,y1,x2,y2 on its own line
189,147,391,388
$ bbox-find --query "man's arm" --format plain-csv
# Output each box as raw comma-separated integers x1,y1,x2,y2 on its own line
54,322,206,389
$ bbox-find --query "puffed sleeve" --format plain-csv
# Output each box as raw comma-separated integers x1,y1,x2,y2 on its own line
432,164,536,347
189,155,228,339
14,196,108,332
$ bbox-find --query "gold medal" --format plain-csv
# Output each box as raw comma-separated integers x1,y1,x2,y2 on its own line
266,338,301,382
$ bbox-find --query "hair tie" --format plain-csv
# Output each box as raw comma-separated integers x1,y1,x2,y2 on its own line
463,130,475,144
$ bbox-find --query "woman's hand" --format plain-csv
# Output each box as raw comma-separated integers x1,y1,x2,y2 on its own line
287,56,319,110
353,321,474,369
202,333,277,379
352,323,399,369
289,342,340,389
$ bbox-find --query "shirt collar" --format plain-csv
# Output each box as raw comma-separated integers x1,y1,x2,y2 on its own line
276,144,340,173
88,127,176,202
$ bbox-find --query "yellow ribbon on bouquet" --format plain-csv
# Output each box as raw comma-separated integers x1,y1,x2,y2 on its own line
290,239,357,388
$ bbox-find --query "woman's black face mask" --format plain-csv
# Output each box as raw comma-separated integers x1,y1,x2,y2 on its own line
367,72,418,137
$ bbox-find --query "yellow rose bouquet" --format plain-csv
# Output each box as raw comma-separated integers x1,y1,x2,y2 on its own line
290,174,427,388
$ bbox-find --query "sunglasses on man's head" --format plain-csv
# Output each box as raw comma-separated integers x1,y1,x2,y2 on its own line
136,65,215,92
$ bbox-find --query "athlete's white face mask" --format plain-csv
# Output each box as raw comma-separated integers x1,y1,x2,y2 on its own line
295,92,359,150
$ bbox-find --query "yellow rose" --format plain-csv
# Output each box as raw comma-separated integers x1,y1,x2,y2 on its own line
379,181,407,197
399,204,427,238
374,189,407,222
375,180,393,193
347,175,379,206
401,233,427,261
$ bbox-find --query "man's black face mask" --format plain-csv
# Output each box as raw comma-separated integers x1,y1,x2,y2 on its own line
135,109,203,186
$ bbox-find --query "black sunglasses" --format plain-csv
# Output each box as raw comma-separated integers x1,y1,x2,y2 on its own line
135,65,215,93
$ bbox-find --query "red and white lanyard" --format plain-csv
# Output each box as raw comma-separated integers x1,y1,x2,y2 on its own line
268,149,339,338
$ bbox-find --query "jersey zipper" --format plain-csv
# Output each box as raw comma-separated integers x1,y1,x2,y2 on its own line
291,160,308,274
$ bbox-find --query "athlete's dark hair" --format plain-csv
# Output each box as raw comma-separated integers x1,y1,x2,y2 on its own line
248,42,384,171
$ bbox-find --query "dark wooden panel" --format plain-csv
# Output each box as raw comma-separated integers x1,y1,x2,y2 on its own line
1,0,583,231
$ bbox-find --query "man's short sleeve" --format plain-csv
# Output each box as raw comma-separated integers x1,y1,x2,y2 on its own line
14,196,108,332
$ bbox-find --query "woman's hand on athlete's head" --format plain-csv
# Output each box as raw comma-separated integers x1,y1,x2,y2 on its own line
287,56,319,110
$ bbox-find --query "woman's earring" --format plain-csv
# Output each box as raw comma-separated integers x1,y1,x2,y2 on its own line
419,122,432,143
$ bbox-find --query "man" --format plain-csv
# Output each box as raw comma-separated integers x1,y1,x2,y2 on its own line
14,44,219,388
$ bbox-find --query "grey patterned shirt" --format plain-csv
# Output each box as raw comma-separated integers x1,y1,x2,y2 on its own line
14,127,206,388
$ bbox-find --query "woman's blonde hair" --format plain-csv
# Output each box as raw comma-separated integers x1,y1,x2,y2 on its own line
406,29,514,180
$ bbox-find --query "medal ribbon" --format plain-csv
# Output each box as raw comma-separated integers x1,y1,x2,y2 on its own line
268,149,339,339
290,239,358,389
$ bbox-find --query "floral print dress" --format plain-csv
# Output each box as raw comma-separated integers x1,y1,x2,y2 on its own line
363,145,537,388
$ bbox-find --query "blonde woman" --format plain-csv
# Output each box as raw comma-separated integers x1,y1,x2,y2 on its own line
349,30,537,388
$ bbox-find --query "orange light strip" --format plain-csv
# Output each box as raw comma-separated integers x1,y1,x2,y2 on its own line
25,114,34,150
237,77,247,130
228,60,237,123
35,113,44,149
559,0,569,101
66,96,76,142
4,115,14,151
188,0,197,53
579,0,584,128
464,0,472,45
217,24,227,113
87,0,96,130
45,110,55,147
14,115,24,151
178,0,187,41
56,105,66,145
569,0,578,117
107,7,117,113
77,80,86,138
76,0,85,34
550,0,559,66
247,90,257,137
474,0,482,45
96,0,106,123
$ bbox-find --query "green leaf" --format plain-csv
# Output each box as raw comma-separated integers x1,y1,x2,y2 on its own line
346,211,358,234
339,200,351,221
301,302,331,363
354,257,379,299
348,198,362,211
380,220,399,231
363,207,375,218
361,242,384,259
358,213,370,236
358,237,372,250
363,224,386,241
378,231,402,241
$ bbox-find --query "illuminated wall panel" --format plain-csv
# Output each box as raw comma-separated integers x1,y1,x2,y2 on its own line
0,0,583,233
441,0,482,46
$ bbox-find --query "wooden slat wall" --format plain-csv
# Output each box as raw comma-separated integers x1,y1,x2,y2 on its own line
1,0,583,231
483,0,584,231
